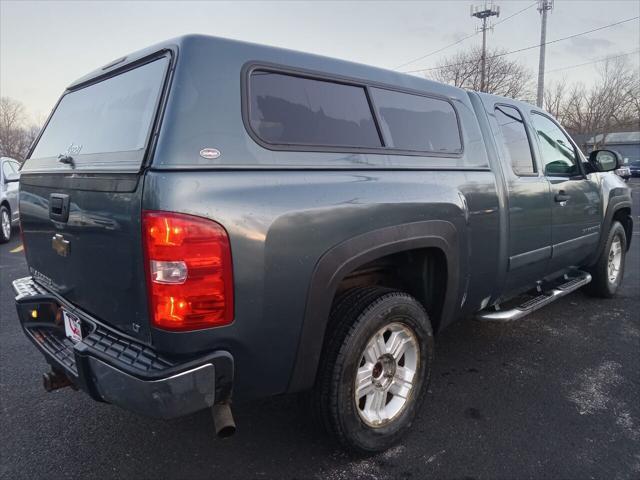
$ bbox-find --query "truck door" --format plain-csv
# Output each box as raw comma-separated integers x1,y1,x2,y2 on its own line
529,112,601,274
491,104,552,297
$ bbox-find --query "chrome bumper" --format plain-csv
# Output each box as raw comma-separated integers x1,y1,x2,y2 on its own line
13,276,233,419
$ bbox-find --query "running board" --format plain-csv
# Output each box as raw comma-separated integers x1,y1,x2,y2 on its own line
476,271,592,322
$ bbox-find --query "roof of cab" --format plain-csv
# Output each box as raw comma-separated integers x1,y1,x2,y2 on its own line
67,34,465,99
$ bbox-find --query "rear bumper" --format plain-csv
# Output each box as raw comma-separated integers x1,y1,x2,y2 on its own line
13,276,233,419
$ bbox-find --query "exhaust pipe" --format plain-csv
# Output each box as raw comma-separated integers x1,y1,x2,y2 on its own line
211,402,236,438
42,370,73,392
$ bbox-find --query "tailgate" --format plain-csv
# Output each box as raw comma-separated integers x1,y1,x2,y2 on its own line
19,174,150,340
18,54,171,342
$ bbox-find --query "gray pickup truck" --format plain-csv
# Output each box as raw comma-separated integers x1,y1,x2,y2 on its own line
13,35,632,453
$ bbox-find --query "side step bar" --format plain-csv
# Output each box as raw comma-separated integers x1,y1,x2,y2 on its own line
476,271,592,322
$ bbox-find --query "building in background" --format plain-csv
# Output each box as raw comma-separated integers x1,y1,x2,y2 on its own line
586,131,640,179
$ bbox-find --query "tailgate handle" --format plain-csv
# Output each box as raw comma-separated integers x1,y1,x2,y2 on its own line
49,194,70,222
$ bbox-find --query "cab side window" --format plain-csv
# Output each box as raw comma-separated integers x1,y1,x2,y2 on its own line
531,113,579,176
494,105,536,175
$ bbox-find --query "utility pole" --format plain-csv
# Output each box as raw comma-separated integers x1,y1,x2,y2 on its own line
471,2,500,93
536,0,554,107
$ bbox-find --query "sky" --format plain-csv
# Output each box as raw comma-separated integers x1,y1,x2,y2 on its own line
1,0,639,123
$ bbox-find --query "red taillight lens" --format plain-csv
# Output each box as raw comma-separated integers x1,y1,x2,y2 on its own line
142,211,234,331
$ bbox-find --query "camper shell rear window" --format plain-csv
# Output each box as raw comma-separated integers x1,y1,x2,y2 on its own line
24,55,170,173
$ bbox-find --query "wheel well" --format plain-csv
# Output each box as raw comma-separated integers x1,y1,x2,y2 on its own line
612,207,632,248
1,200,10,215
334,248,447,332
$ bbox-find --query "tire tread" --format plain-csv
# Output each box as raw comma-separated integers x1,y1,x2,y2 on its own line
312,286,432,453
584,221,627,298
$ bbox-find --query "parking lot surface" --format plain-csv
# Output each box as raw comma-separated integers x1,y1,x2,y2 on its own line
1,180,639,480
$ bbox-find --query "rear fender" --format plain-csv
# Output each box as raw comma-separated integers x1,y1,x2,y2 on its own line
287,220,461,393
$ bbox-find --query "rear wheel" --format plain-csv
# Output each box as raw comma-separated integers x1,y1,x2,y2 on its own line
584,221,627,297
0,206,11,243
312,287,434,454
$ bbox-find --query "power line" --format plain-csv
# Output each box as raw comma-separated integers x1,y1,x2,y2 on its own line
392,1,537,70
493,1,538,27
546,49,640,74
402,15,639,74
493,16,638,59
393,33,479,71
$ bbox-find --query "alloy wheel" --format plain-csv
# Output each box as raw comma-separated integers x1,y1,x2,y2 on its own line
1,210,10,239
607,235,622,284
354,322,419,427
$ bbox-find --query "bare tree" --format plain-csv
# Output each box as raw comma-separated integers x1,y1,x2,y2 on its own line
543,79,567,121
0,97,40,161
561,57,639,149
429,46,534,100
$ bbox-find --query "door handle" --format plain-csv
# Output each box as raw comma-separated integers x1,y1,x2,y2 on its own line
554,191,570,203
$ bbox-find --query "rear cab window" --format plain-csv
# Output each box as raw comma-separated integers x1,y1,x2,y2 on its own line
493,105,536,175
24,56,170,173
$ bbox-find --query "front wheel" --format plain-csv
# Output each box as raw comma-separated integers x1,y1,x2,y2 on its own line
584,221,627,298
312,287,434,454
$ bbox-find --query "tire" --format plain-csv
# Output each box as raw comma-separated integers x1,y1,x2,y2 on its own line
312,286,434,454
0,205,11,244
584,221,627,298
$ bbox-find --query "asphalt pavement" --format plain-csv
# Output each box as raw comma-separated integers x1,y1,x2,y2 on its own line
1,180,639,480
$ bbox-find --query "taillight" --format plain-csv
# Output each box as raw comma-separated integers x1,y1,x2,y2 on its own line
142,211,234,331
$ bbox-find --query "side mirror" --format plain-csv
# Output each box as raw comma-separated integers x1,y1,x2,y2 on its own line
588,149,620,172
4,172,20,183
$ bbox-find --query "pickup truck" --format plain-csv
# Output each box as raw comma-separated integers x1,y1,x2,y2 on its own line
13,35,632,454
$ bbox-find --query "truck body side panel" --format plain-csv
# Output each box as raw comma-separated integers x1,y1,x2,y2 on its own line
142,169,500,398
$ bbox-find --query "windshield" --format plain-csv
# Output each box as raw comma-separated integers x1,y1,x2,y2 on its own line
25,56,169,171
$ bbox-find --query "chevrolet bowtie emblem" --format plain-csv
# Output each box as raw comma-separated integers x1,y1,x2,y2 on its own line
52,233,70,257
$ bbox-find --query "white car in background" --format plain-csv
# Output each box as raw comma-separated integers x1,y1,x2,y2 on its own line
615,165,631,181
1,156,21,243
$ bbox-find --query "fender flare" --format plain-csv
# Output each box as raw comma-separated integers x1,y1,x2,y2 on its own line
588,197,632,266
286,220,462,393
